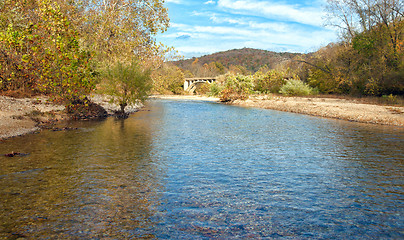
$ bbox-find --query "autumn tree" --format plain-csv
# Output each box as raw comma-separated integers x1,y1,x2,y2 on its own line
324,0,404,95
151,63,184,94
1,0,172,108
0,0,95,100
77,0,172,105
102,60,152,116
77,0,170,65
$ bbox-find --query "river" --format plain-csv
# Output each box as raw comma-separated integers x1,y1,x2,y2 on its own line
0,99,403,239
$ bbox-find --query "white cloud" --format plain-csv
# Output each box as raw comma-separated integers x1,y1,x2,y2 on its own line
170,23,188,28
191,11,209,16
209,14,248,25
204,0,216,4
164,22,335,50
209,14,289,33
165,0,182,4
217,0,325,27
248,21,289,33
175,45,224,55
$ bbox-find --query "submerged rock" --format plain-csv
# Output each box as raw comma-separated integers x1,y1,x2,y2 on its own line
4,152,29,157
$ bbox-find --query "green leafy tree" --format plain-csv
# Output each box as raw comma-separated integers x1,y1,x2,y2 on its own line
0,0,95,100
36,0,96,102
0,0,40,94
1,0,171,103
102,60,152,115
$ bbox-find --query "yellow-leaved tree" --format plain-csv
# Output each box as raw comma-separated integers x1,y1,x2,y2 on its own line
77,0,172,109
0,0,173,108
78,0,170,64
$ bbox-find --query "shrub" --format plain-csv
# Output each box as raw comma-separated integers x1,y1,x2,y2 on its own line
382,94,398,104
307,68,339,94
279,79,318,96
102,60,151,115
219,74,254,102
208,82,224,97
196,82,210,95
253,70,286,93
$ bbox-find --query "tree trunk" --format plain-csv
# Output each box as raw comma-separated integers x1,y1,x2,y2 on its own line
120,103,127,114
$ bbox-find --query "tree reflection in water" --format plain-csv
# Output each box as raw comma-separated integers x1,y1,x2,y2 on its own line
0,110,163,239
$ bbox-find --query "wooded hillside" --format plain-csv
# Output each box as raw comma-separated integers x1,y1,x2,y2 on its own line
172,48,301,73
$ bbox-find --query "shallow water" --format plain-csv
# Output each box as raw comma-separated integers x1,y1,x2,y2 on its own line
0,100,403,239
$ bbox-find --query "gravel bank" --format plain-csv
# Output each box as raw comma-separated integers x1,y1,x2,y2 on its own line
233,95,404,126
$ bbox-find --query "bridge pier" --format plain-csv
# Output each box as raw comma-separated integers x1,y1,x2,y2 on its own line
184,80,190,90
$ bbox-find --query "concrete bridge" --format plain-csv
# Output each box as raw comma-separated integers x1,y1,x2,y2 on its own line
184,77,217,93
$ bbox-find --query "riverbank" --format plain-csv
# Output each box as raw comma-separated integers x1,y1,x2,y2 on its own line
1,94,403,140
152,94,404,126
0,95,65,140
233,95,404,126
0,94,141,140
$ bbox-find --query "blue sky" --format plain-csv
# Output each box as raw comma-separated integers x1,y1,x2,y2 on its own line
157,0,338,58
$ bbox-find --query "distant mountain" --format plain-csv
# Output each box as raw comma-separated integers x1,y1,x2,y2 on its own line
171,48,302,73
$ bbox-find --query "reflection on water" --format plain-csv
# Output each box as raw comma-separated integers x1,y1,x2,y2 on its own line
0,111,161,239
0,100,403,239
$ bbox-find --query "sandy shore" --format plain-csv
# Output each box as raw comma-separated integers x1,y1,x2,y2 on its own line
233,95,404,126
0,95,66,140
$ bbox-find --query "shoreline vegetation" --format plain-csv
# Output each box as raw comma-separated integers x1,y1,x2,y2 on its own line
1,93,403,141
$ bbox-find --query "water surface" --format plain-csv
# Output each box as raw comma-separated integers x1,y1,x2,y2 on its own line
1,100,403,239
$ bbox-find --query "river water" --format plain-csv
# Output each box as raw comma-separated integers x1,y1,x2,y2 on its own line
0,99,403,239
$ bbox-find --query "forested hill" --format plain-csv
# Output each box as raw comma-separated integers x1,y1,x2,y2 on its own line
171,48,302,72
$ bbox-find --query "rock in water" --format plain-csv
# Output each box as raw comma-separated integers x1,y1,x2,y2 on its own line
4,152,29,157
